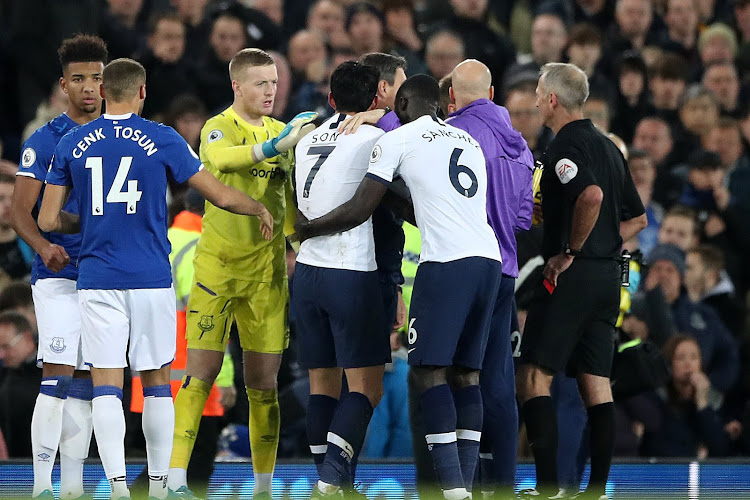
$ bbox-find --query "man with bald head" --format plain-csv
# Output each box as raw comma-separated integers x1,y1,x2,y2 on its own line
447,59,533,498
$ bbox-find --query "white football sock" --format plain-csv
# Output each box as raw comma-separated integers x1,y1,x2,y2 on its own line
167,468,188,491
255,473,273,495
31,393,65,497
143,396,174,499
92,396,127,480
59,397,93,499
109,476,130,499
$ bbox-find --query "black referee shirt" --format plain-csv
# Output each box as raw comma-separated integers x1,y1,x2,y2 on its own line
539,119,645,261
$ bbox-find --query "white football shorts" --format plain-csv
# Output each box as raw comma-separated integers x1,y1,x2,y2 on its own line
78,287,176,371
32,278,87,370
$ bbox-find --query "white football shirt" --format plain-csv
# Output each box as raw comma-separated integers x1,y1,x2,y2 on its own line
366,115,501,264
295,113,384,271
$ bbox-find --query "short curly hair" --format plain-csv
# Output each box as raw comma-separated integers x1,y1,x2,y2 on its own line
57,34,108,71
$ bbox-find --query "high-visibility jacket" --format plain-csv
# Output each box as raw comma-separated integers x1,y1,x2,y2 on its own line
400,222,421,322
131,211,233,415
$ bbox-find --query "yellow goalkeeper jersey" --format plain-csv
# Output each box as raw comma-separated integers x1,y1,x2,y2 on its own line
196,106,296,283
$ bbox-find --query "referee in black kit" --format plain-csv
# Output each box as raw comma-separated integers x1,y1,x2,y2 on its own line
516,63,648,500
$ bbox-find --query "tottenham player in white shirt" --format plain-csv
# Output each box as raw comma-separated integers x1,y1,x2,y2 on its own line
296,74,502,500
293,61,390,499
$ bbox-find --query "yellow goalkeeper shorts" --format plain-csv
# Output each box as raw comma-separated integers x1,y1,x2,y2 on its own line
185,253,290,354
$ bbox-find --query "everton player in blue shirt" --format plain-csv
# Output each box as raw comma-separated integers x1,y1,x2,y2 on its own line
10,34,107,500
39,58,274,500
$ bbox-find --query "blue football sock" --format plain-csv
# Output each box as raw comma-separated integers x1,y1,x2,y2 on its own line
454,385,482,492
319,392,373,488
307,394,339,476
421,384,466,494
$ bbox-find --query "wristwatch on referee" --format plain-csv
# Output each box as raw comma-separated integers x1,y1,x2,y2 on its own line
563,243,581,257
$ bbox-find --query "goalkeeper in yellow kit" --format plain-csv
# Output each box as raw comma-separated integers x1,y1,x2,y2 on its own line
168,48,316,499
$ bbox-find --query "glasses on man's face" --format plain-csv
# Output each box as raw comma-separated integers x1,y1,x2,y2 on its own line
0,333,23,352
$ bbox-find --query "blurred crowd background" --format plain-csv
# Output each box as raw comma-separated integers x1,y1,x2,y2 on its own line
1,0,750,466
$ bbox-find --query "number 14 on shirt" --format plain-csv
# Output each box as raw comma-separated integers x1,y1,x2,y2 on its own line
84,156,143,215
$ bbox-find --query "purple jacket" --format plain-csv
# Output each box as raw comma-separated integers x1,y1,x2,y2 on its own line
447,99,534,277
376,110,401,132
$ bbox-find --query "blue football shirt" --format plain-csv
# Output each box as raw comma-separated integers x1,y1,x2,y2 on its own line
18,113,81,284
46,113,203,290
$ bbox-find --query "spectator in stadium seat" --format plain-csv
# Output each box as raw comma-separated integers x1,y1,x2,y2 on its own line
612,52,652,143
98,0,150,60
163,94,209,202
286,48,356,122
702,62,743,118
21,83,69,143
306,0,350,50
583,92,612,132
437,0,516,99
437,75,456,118
734,0,750,77
0,281,37,333
164,94,208,154
648,52,688,127
191,12,247,113
660,0,702,76
699,23,738,68
705,118,750,221
606,0,654,55
638,335,731,457
567,23,616,101
657,205,700,252
644,244,739,395
601,0,659,77
0,175,32,280
674,85,720,165
345,3,385,57
286,30,329,95
268,51,293,121
139,12,195,120
382,0,424,55
0,312,41,457
252,0,283,27
172,0,212,58
506,11,568,81
424,30,465,81
703,118,750,211
677,150,750,294
504,77,552,160
632,116,684,208
627,149,663,255
573,0,615,34
685,245,745,337
5,0,99,127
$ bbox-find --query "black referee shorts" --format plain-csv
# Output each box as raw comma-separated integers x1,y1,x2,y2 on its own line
519,259,620,377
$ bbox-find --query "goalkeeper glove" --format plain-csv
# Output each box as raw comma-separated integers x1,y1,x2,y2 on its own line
252,111,317,162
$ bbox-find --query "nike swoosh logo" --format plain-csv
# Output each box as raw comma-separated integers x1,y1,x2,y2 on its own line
408,348,416,354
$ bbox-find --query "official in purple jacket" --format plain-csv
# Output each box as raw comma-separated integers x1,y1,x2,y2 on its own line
447,60,534,498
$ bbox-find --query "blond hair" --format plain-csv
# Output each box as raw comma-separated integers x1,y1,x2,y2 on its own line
229,48,275,81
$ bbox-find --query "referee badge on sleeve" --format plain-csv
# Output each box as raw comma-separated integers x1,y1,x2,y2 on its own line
555,158,578,184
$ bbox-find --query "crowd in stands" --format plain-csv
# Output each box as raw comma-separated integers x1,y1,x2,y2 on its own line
2,0,750,464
